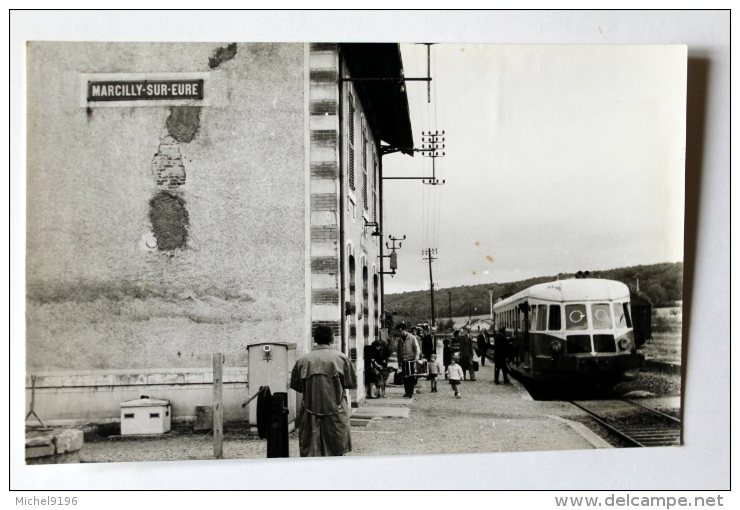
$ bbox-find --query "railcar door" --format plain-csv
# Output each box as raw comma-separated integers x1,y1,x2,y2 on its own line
518,302,531,369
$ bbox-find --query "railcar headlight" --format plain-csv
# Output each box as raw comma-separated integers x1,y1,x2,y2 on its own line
550,340,562,353
618,338,631,351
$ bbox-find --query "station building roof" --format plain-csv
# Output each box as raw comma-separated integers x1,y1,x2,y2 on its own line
340,43,414,156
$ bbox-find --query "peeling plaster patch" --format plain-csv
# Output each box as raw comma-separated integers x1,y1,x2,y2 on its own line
149,191,189,251
166,106,201,143
209,43,237,69
152,136,186,189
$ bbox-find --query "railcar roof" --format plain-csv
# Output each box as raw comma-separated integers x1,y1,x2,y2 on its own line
494,279,630,308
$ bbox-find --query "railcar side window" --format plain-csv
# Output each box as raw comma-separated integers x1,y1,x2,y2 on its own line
622,303,633,328
565,304,588,330
537,304,547,331
548,305,561,330
591,303,612,329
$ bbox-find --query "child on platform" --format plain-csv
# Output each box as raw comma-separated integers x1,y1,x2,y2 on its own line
428,353,441,392
447,354,464,399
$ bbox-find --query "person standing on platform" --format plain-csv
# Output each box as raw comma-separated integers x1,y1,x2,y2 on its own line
421,324,435,361
476,329,491,366
458,327,476,381
290,325,357,457
372,337,392,398
493,327,511,385
395,322,420,398
442,338,452,378
363,343,380,399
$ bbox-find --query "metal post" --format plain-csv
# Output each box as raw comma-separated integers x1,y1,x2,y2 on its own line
213,353,224,459
426,43,432,103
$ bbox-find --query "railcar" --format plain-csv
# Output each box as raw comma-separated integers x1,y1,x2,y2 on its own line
493,279,644,384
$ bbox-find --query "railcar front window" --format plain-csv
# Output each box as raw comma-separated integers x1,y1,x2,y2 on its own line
591,303,612,329
565,304,588,330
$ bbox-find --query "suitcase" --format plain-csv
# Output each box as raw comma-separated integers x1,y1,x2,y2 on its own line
404,360,429,376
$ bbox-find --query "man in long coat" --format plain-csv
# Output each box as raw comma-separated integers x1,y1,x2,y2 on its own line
420,325,435,361
290,325,357,456
458,327,476,381
476,330,491,366
493,327,511,385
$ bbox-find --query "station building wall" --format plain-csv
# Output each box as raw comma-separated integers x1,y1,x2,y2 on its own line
25,42,310,422
340,63,383,398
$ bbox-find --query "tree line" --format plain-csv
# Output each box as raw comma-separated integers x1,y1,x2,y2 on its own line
384,262,683,327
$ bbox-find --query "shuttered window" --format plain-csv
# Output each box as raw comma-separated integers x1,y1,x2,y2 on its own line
373,157,378,222
348,93,355,191
362,130,368,210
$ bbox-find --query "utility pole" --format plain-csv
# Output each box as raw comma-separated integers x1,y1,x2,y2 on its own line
421,131,446,186
422,248,437,327
489,289,494,321
447,291,452,321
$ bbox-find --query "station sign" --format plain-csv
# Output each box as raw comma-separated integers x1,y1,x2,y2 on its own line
87,79,204,102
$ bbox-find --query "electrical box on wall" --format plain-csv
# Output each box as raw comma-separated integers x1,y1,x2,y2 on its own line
247,343,297,431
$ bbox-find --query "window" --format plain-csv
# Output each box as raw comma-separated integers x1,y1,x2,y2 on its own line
373,157,378,222
623,303,633,328
362,129,368,210
548,305,561,331
565,304,588,330
349,147,355,191
591,303,613,329
536,304,547,331
613,303,627,328
348,93,355,191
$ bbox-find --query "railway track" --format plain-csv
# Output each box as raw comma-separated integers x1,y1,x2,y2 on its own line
569,398,681,447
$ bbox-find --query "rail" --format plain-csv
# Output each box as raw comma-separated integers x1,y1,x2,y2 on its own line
569,399,681,447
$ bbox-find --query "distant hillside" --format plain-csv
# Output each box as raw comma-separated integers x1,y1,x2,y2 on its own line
384,262,683,326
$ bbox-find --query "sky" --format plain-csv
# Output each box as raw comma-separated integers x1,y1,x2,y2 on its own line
383,44,686,294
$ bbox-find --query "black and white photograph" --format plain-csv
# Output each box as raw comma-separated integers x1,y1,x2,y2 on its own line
11,10,729,492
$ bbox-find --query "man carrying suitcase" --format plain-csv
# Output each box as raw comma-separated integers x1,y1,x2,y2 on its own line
395,322,420,398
